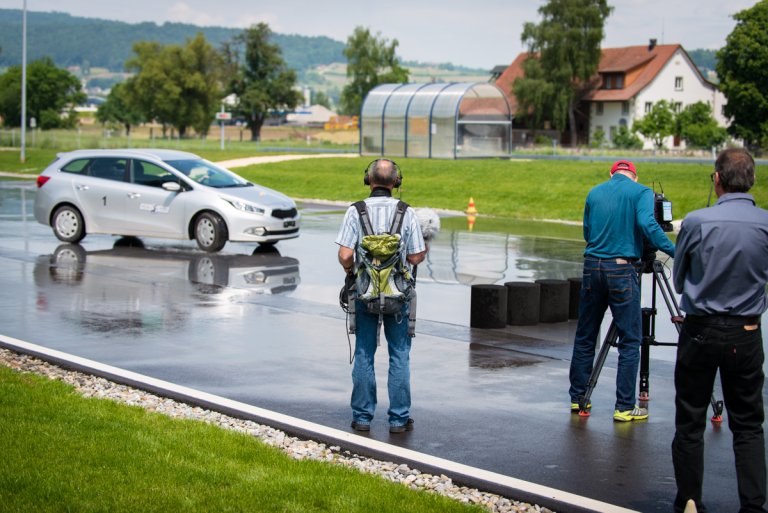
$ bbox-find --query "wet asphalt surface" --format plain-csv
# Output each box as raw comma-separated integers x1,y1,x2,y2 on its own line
1,179,766,513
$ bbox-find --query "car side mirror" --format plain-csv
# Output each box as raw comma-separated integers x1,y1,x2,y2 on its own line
162,181,181,192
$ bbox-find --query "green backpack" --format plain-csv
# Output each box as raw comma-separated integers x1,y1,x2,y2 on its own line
348,200,417,339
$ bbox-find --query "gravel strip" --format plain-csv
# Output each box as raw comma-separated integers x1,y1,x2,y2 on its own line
0,347,554,513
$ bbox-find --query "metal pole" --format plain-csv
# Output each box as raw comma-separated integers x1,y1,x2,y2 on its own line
220,104,225,150
20,0,27,163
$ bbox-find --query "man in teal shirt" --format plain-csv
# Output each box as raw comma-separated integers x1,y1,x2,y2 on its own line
569,160,675,421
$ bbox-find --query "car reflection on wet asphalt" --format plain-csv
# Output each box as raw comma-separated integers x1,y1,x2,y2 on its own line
32,237,300,335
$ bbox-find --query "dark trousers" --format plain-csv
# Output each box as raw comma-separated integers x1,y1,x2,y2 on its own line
672,317,767,513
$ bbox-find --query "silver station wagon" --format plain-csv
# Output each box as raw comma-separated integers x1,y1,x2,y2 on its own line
33,149,300,252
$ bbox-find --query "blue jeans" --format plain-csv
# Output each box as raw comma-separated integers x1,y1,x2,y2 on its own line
569,257,642,411
351,300,412,427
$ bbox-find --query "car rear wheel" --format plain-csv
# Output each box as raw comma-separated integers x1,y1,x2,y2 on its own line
194,212,228,253
52,205,86,243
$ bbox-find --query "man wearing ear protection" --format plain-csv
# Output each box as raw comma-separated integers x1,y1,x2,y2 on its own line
569,160,675,422
335,158,426,434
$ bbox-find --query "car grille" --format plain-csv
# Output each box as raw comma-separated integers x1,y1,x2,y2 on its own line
271,208,297,219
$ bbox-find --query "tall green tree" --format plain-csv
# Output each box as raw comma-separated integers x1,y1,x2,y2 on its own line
517,0,612,145
96,82,145,135
123,34,225,138
633,100,675,149
512,57,554,130
339,26,409,116
675,101,728,149
0,57,85,129
225,23,302,142
716,0,768,150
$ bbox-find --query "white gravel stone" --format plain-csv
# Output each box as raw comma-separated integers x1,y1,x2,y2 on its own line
0,347,556,513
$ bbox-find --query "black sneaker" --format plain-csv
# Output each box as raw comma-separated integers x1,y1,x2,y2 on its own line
351,421,370,432
389,418,414,434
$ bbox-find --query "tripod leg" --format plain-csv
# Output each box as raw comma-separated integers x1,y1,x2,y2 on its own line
639,307,654,401
578,321,619,416
710,395,724,423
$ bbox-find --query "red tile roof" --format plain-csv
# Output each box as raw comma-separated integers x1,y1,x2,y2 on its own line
495,43,705,109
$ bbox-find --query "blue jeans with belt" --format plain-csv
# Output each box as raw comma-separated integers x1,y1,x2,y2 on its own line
672,316,766,513
351,301,412,427
569,256,642,411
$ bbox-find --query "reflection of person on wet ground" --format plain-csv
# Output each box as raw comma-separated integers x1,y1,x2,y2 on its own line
671,148,768,513
335,159,425,434
568,160,675,422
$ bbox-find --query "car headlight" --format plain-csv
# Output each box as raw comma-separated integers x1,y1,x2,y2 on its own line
224,198,265,215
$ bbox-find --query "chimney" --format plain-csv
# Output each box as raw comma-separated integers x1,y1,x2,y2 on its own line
649,39,657,51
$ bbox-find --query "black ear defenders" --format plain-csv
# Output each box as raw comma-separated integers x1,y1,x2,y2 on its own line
363,158,402,188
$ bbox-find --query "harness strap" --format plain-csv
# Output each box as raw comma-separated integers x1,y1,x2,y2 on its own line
353,199,410,236
353,201,374,236
388,200,408,235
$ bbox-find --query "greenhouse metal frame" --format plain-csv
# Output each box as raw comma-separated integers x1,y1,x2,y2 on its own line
359,82,513,159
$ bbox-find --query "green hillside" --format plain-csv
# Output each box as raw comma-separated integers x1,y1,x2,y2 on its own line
0,9,345,72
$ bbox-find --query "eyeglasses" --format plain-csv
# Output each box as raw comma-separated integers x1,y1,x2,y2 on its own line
710,172,716,182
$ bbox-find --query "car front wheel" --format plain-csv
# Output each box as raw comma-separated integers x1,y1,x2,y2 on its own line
52,205,86,243
194,212,228,253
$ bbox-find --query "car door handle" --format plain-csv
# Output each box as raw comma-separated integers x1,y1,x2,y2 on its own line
127,192,141,199
75,184,89,191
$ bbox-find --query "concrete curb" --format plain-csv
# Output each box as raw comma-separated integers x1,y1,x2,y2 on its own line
0,334,637,513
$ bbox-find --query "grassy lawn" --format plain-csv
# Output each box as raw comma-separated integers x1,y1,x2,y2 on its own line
0,365,484,513
235,157,767,222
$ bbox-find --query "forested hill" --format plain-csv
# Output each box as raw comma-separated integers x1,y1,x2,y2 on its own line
0,9,345,72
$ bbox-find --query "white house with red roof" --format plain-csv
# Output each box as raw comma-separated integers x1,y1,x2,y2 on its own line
495,40,728,149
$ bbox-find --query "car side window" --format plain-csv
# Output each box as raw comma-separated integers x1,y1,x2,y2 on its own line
131,160,177,188
86,158,128,182
60,159,90,175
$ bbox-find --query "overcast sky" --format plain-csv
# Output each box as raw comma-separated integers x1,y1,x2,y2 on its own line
0,0,756,68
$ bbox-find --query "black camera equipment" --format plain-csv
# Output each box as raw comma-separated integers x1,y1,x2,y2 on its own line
577,186,725,423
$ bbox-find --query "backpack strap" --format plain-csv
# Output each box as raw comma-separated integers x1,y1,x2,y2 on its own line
353,200,374,236
388,200,409,235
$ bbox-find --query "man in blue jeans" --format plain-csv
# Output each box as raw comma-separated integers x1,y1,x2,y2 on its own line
671,148,767,513
336,159,426,434
569,160,675,421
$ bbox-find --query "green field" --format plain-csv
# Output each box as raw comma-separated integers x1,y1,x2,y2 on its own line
232,157,766,223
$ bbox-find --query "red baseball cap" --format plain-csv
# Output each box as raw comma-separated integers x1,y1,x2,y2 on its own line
610,160,637,176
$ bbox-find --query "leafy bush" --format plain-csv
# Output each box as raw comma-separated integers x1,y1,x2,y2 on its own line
612,126,643,149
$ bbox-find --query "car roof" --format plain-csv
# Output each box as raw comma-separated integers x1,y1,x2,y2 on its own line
56,148,202,161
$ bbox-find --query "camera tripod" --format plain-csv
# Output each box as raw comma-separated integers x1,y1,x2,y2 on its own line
577,258,725,422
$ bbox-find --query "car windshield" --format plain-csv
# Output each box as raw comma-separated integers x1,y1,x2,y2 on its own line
164,159,252,188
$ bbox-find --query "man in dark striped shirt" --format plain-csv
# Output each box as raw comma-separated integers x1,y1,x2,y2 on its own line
672,148,768,513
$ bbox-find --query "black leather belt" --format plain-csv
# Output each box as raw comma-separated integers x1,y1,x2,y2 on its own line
685,314,761,327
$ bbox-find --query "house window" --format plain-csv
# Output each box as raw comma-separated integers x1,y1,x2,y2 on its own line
674,102,683,113
622,102,630,115
675,76,683,90
601,73,625,90
645,102,652,113
595,102,603,115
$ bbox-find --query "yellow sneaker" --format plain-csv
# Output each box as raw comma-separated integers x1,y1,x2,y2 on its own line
613,406,649,422
571,402,591,413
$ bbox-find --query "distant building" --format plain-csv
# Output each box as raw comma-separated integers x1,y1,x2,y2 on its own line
495,41,728,149
285,105,337,127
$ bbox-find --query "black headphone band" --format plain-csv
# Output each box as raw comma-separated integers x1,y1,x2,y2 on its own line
364,158,402,187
